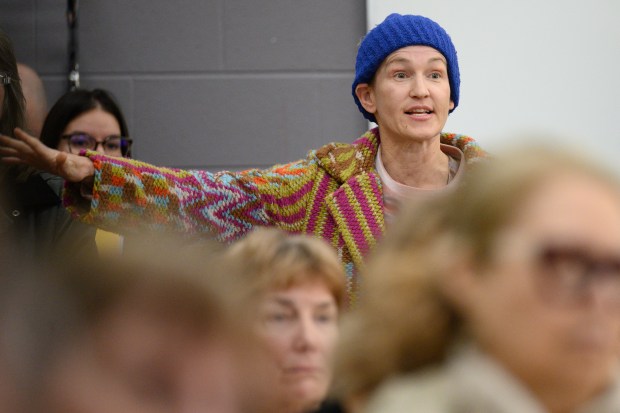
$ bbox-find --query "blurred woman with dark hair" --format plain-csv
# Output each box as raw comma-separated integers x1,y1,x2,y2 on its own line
0,28,97,260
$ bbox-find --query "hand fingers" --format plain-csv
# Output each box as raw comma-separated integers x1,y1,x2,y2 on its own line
0,157,27,165
0,147,19,156
0,136,34,158
0,134,18,148
0,134,32,154
14,127,38,143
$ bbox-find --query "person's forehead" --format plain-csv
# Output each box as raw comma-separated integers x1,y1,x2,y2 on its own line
63,108,121,133
383,45,447,65
263,283,336,306
505,174,620,250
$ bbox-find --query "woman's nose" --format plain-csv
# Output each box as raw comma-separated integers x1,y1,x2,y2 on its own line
292,318,320,351
409,76,430,98
93,141,106,154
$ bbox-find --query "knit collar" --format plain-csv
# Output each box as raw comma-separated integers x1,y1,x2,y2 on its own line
314,127,487,184
314,128,381,184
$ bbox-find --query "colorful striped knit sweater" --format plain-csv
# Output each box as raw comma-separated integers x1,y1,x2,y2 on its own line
64,127,486,304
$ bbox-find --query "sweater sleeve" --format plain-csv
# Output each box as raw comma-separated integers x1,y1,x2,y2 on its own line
63,152,317,243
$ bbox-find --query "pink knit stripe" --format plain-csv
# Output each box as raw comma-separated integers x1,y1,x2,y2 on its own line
278,207,307,225
338,189,370,255
274,179,314,207
305,173,332,233
347,179,381,254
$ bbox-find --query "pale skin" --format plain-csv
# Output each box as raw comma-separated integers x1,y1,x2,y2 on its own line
0,107,124,183
43,302,244,413
355,45,455,189
0,127,95,183
258,282,339,413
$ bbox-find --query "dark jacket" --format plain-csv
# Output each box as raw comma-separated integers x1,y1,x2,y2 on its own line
1,169,97,261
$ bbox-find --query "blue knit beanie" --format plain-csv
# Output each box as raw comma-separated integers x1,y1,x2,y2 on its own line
352,14,460,123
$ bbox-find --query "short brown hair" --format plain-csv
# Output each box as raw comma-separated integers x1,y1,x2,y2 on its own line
225,227,346,309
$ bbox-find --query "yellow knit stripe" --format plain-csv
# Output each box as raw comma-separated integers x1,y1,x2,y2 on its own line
336,185,372,265
334,149,358,178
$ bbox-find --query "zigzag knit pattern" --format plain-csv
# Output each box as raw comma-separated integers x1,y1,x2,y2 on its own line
64,128,487,306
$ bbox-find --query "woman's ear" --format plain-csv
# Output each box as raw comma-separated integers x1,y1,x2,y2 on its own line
355,83,376,115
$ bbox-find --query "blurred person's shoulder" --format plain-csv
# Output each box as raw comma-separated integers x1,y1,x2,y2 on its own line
362,367,448,413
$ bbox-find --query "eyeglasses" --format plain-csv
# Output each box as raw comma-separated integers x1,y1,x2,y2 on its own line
0,73,12,85
61,132,132,157
535,245,620,308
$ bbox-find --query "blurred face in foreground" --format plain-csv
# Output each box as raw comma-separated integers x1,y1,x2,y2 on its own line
456,171,620,410
258,281,339,412
41,299,244,413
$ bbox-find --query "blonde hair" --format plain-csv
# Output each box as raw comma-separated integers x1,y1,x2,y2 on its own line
333,146,620,401
225,227,346,309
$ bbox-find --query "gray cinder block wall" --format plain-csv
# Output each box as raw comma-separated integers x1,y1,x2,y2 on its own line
1,0,367,170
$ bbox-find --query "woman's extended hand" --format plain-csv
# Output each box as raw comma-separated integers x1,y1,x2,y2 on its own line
0,127,95,183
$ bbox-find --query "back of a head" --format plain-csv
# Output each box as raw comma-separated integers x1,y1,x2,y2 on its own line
12,237,278,413
17,63,48,137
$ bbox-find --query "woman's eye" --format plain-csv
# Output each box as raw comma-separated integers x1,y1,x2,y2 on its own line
315,312,337,324
265,312,292,323
429,72,442,79
394,72,407,79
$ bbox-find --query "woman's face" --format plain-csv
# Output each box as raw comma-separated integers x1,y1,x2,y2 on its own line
356,45,453,145
57,107,123,156
258,281,339,412
459,172,620,400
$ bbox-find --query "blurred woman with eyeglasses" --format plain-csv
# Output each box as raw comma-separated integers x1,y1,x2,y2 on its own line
333,146,620,413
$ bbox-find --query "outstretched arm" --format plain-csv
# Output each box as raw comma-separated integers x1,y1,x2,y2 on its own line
0,128,94,182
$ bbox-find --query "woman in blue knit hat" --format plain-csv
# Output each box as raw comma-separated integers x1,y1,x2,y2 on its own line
0,14,486,305
351,13,468,225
